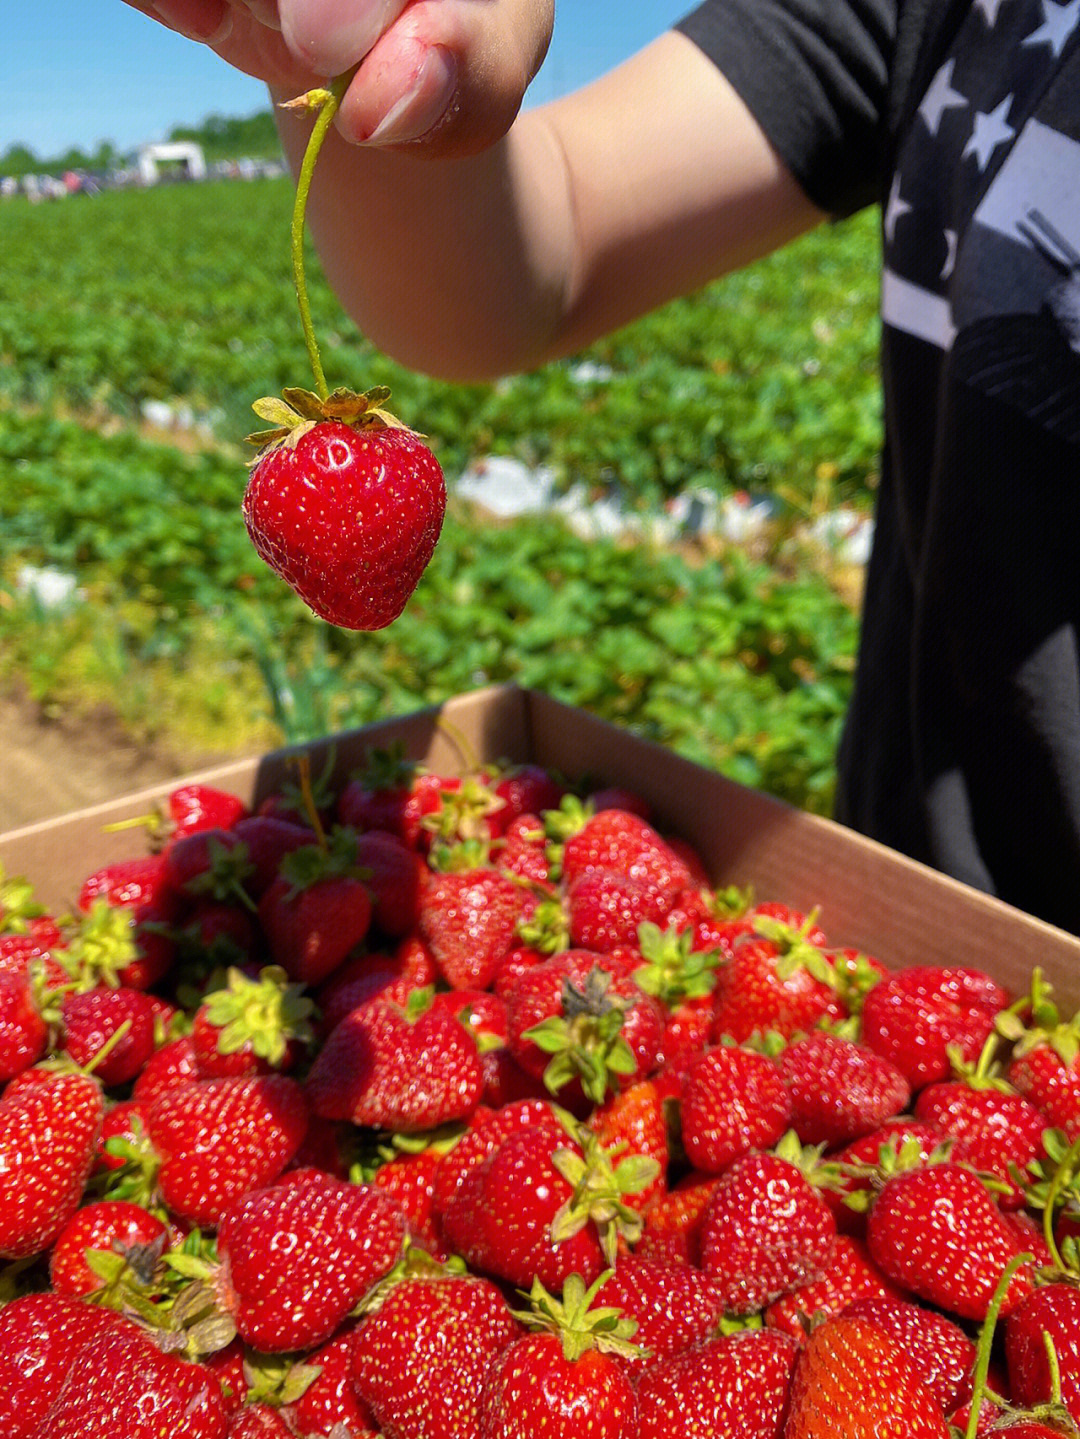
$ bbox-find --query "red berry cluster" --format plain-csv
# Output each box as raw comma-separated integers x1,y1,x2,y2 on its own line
1,758,1078,1437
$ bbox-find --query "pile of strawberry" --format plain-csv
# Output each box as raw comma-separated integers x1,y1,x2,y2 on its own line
3,754,1080,1438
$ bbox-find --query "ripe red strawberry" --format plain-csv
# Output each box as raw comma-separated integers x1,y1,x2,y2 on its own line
506,950,665,1107
478,1273,640,1439
168,782,249,841
698,1142,838,1314
191,966,315,1078
559,808,692,895
282,1329,378,1438
418,863,527,990
371,1145,448,1257
215,1177,406,1351
30,1324,228,1437
257,841,373,985
775,1030,910,1147
0,1293,139,1439
133,1033,200,1108
304,990,485,1131
430,1097,563,1221
74,855,178,989
593,1257,725,1373
442,1118,656,1292
0,1069,103,1258
859,964,1009,1088
1006,1284,1080,1425
763,1235,902,1338
866,1162,1034,1320
354,829,425,936
242,411,446,631
0,928,68,988
589,1078,669,1212
0,969,47,1079
914,1078,1048,1208
59,984,160,1086
565,867,676,952
710,912,844,1043
352,1268,521,1439
635,1171,720,1265
680,1043,793,1174
491,764,566,831
784,1313,951,1437
821,1118,944,1232
337,755,453,849
145,1073,309,1227
316,934,438,1034
49,1199,168,1297
635,1328,799,1439
227,1405,293,1437
844,1295,980,1413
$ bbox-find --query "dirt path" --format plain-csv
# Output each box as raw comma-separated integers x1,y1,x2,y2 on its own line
0,694,231,833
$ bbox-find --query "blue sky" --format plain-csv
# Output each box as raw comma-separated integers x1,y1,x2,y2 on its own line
4,2,694,159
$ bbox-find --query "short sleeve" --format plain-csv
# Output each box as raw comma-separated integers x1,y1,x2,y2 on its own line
674,0,898,217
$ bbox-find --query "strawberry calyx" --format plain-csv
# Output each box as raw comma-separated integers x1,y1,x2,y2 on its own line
995,969,1080,1065
548,1118,660,1263
515,894,571,956
633,920,723,1007
421,776,503,846
351,1239,470,1318
823,1132,955,1209
55,900,142,990
201,965,316,1067
246,384,413,465
524,968,638,1105
278,827,369,898
941,1033,1015,1093
704,883,755,921
0,864,48,933
426,837,493,874
241,1349,325,1410
511,1271,646,1364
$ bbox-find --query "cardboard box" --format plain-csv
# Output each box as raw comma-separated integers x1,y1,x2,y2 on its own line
3,684,1078,1002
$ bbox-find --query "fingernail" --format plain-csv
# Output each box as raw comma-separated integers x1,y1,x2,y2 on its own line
362,46,457,146
152,1,232,42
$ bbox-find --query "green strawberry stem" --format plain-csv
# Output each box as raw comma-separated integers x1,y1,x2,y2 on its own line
964,1251,1034,1439
285,67,358,399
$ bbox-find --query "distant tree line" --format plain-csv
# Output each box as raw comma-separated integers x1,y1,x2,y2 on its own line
2,110,281,179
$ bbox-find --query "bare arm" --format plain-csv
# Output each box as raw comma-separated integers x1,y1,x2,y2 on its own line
281,30,825,381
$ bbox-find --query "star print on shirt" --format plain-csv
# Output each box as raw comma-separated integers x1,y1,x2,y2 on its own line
919,58,969,135
975,0,1010,23
964,94,1017,168
1023,0,1080,57
884,172,914,242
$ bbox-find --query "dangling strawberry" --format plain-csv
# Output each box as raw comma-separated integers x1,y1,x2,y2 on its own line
242,387,445,631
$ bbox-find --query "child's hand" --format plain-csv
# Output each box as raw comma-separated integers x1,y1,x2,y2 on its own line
125,0,553,155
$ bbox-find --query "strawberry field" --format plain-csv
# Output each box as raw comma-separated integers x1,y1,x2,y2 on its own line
0,177,881,813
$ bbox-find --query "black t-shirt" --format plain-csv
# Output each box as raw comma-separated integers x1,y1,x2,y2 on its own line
677,0,1080,933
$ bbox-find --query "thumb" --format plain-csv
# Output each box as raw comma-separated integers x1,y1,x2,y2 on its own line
326,0,554,158
277,0,411,77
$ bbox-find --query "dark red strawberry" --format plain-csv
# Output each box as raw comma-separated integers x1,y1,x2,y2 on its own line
352,1266,520,1438
305,989,485,1131
0,1069,103,1259
1006,1283,1080,1426
337,754,453,849
354,828,426,936
215,1177,406,1351
257,838,372,985
636,1328,799,1439
242,406,446,631
680,1043,793,1174
316,935,439,1034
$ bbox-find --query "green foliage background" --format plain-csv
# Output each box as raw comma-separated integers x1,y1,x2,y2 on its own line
0,177,882,814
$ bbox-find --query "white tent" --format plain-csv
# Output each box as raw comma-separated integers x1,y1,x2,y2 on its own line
137,142,206,186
